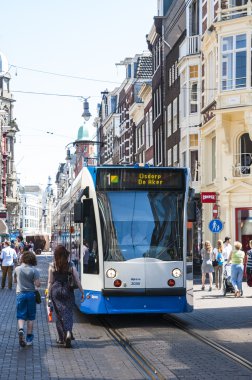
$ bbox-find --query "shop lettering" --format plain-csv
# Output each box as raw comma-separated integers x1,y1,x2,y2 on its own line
138,173,163,185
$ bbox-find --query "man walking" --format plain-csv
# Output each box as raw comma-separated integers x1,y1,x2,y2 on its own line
1,240,17,289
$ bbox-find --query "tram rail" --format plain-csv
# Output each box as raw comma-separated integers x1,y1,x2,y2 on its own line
164,315,252,372
99,317,167,380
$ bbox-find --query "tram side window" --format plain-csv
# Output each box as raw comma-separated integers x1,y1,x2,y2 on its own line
82,199,99,275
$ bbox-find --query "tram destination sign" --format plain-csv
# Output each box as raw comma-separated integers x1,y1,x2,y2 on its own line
96,168,184,191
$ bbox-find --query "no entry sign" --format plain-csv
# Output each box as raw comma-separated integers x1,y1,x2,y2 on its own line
212,204,218,218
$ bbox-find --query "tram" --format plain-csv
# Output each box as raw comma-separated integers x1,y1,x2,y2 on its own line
52,165,195,314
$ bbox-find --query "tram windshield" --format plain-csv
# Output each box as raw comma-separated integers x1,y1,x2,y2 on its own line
98,191,185,262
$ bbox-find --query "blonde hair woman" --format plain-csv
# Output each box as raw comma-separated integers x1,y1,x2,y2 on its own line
212,240,224,289
200,241,214,291
228,241,245,297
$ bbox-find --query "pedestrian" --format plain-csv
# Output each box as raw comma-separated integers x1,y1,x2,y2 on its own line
246,240,252,286
228,241,245,297
47,245,84,348
16,235,25,263
213,240,224,289
71,242,79,270
0,240,17,289
82,240,90,273
246,240,252,274
13,251,40,347
223,236,232,262
200,240,214,291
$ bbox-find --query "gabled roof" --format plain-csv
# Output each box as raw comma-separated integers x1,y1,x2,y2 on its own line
136,55,152,79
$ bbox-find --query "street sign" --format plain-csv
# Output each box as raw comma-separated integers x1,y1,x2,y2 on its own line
212,204,218,218
201,192,217,203
208,219,223,233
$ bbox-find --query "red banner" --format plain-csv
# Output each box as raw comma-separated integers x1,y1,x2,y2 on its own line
201,192,217,203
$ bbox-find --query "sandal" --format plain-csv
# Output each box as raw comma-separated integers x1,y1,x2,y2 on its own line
201,286,205,290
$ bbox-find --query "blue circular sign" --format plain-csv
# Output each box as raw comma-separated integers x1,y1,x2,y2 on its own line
208,219,223,233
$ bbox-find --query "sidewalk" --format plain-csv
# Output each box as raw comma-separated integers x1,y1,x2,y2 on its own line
0,254,145,380
175,276,252,364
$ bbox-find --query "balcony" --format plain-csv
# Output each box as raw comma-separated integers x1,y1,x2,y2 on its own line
218,2,252,22
179,36,201,60
232,152,252,177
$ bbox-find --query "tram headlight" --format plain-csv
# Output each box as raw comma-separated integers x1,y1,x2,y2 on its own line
106,268,117,278
172,268,182,278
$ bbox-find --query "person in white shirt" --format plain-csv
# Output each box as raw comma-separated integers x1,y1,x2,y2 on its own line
223,237,232,262
1,240,17,289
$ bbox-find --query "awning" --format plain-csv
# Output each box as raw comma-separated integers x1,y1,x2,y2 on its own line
0,219,8,234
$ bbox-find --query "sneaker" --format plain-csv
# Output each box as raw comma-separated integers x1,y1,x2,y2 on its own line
56,339,64,345
18,329,26,348
26,334,34,346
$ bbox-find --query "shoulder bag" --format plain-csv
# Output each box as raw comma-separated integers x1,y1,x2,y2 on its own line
35,290,41,304
67,265,79,290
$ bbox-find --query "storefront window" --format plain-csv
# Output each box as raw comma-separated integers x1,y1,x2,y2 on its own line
236,208,252,251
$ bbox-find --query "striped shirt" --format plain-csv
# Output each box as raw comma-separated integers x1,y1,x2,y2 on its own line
247,249,252,269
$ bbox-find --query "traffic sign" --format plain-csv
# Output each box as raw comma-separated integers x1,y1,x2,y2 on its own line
212,204,218,218
208,219,223,233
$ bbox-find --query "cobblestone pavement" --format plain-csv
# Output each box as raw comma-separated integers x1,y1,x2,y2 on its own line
1,256,252,379
0,254,145,380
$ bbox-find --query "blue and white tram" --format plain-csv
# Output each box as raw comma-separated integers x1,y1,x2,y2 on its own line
52,165,195,314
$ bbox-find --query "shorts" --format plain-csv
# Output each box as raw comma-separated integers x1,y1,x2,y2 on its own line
16,292,36,321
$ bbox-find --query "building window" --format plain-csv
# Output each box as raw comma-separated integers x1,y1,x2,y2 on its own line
189,0,199,36
145,110,153,149
155,127,163,165
239,133,252,174
221,34,246,90
182,151,186,167
190,150,199,181
189,65,198,113
173,98,178,132
167,104,171,137
167,148,172,166
190,134,198,147
173,145,178,166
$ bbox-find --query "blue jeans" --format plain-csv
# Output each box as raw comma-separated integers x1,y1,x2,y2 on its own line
231,264,244,292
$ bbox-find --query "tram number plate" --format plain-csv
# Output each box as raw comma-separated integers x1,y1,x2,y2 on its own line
131,278,141,286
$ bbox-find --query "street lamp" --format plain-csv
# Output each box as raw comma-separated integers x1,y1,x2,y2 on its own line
82,98,91,121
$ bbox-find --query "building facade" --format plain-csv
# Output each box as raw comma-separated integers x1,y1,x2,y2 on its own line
201,0,252,250
0,51,19,240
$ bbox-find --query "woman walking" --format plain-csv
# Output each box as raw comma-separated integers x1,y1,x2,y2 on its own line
213,240,224,289
13,251,40,347
47,245,84,348
201,241,214,291
229,241,245,297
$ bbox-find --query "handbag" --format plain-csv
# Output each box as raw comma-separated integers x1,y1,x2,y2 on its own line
212,260,218,267
67,267,78,290
35,290,41,304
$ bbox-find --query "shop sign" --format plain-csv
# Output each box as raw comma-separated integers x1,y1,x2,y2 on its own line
201,192,216,203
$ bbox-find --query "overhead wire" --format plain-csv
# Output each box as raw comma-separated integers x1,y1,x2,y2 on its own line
10,64,122,85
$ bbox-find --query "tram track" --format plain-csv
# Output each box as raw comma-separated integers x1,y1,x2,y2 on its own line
99,317,167,380
164,314,252,372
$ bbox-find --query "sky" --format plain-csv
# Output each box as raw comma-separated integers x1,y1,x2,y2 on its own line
0,0,157,189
